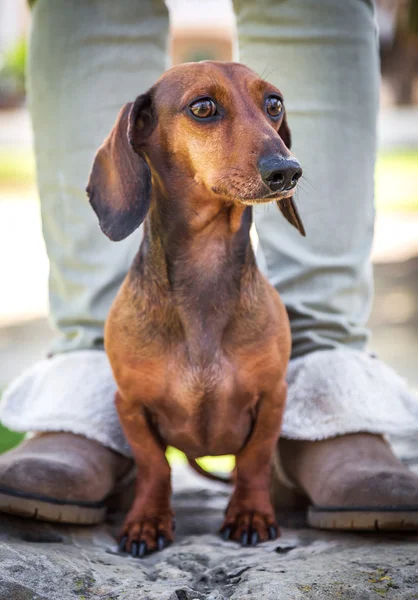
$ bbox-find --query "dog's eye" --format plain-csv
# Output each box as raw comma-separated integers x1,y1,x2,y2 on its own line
265,96,283,118
189,98,217,119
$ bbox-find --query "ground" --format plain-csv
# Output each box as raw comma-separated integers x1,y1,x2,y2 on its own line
1,465,418,600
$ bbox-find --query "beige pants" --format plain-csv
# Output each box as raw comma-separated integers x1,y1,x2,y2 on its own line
2,0,418,453
29,0,379,357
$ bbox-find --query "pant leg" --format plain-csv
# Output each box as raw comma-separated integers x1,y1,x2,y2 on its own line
29,0,169,354
1,0,169,454
235,0,378,358
234,0,418,439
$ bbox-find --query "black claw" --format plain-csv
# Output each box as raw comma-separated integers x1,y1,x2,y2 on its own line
241,531,249,546
250,532,259,546
131,541,139,557
157,535,165,552
221,527,232,541
118,536,128,553
269,526,277,540
138,541,147,558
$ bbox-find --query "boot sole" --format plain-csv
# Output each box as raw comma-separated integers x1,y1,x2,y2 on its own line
308,506,418,531
0,487,106,525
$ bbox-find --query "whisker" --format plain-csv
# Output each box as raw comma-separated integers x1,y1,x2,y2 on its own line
259,66,282,81
300,174,316,192
298,181,315,197
259,65,270,81
294,185,314,204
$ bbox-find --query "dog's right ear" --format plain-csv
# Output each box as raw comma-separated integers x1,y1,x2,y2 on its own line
276,108,306,237
86,93,156,241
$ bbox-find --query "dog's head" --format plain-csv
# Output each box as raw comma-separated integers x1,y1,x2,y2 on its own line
87,61,305,241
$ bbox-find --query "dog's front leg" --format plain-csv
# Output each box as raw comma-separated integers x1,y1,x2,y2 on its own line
115,391,174,558
220,380,287,546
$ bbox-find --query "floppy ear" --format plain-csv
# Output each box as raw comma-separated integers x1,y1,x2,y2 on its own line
276,110,306,237
86,93,156,241
277,197,306,237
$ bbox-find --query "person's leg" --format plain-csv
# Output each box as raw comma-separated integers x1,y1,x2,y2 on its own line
31,0,168,355
237,0,377,357
0,0,169,523
234,0,418,529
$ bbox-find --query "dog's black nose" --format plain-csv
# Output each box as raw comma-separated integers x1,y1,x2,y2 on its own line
258,156,302,192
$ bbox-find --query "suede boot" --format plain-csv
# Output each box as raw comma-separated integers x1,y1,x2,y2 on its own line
0,433,134,524
274,433,418,531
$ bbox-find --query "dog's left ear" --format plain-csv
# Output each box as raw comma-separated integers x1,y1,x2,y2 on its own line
86,93,156,241
277,111,306,237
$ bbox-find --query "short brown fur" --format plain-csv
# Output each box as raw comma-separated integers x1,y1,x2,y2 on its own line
87,61,305,556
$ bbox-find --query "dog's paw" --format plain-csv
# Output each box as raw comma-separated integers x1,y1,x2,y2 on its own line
118,512,175,558
220,509,279,546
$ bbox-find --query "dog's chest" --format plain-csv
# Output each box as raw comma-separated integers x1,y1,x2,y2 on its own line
108,262,286,458
153,353,258,458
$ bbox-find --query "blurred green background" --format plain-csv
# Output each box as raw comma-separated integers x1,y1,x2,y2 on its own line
0,423,23,454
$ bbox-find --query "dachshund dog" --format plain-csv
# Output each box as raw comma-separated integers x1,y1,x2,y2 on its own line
87,61,305,558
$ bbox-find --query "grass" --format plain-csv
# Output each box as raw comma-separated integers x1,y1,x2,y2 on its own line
0,387,24,453
0,422,24,454
0,147,36,187
166,446,234,472
375,149,418,212
1,146,417,212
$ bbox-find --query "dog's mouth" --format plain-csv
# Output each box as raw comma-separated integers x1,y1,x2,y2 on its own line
211,174,298,206
237,188,295,206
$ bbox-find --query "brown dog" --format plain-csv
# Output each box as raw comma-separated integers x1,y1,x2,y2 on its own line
87,61,305,558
